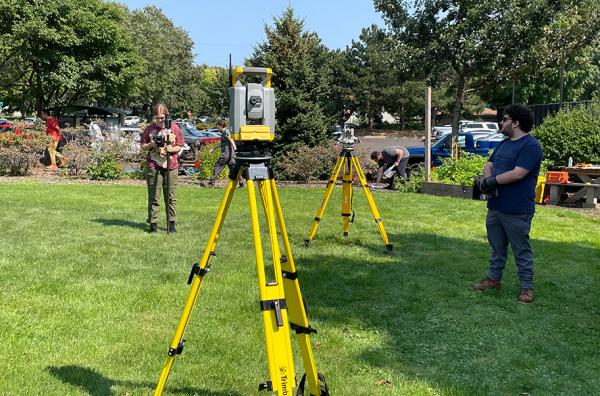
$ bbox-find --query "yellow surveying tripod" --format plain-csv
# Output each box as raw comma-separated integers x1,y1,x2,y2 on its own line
154,67,329,396
305,128,393,252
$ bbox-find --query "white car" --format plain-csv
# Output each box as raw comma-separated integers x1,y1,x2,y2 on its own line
123,116,140,126
460,121,499,132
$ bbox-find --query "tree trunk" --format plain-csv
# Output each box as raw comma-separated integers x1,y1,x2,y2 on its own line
451,74,466,158
400,104,405,130
559,61,565,109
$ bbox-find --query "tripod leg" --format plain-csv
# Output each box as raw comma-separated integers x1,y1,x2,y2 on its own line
350,155,393,252
306,154,344,246
341,155,353,237
270,179,326,395
154,172,241,396
248,179,296,395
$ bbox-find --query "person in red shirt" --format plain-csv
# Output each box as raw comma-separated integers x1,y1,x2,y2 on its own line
40,110,65,170
141,103,185,233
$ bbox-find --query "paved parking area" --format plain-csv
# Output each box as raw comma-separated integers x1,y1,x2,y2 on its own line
355,134,423,152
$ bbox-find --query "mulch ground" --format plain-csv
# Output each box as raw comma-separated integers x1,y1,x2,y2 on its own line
2,167,598,218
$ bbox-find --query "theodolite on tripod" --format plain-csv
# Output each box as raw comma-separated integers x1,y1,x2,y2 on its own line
153,66,329,396
305,123,393,251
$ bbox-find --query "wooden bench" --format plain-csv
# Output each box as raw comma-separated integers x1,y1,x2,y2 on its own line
544,181,600,208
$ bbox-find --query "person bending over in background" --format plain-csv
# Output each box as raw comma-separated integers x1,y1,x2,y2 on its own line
370,146,410,189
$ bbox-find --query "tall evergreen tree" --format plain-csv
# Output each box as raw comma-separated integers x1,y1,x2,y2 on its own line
246,7,334,156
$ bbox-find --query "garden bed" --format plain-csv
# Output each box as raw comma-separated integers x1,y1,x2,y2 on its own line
420,181,474,199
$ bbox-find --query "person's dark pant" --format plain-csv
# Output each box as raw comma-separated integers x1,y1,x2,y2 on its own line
387,156,410,187
209,149,234,184
486,209,535,289
146,167,178,224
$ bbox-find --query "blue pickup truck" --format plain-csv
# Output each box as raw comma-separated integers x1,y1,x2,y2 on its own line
406,132,503,168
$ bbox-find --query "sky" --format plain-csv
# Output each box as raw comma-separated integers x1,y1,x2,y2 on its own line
117,1,385,67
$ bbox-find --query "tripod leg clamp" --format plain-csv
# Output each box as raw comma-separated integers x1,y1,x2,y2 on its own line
259,299,287,327
187,262,211,285
281,270,298,280
290,322,317,334
167,339,185,356
258,380,272,392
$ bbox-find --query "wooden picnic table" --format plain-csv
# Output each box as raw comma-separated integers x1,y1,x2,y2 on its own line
545,166,600,208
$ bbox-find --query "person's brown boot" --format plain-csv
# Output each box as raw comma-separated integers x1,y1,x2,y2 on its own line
518,288,534,304
472,278,501,291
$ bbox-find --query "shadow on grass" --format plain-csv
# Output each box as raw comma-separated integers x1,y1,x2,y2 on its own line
93,218,147,230
296,232,600,394
47,365,241,396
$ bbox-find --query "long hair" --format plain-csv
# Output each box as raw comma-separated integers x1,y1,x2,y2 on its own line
153,103,169,116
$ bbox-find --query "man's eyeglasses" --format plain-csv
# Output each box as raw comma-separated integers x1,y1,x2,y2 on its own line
502,116,512,122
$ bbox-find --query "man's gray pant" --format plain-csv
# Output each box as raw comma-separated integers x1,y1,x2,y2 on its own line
486,209,534,289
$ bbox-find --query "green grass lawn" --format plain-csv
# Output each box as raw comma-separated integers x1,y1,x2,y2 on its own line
0,179,598,395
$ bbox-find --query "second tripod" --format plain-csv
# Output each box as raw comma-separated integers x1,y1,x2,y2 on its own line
305,144,393,252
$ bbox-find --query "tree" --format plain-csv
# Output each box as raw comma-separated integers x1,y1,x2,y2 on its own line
246,7,334,156
484,32,600,107
373,0,597,155
194,65,229,118
0,0,140,114
347,25,395,130
123,6,195,115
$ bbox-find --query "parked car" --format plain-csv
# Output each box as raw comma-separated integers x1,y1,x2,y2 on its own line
460,121,498,133
432,125,452,138
475,133,506,150
0,118,13,131
123,115,140,126
179,124,220,161
24,116,37,125
407,132,503,168
196,115,212,124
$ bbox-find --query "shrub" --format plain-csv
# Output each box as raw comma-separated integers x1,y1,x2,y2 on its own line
353,146,378,182
531,98,600,166
278,143,338,182
86,153,124,180
431,152,490,186
61,138,93,176
396,164,426,193
85,139,130,180
191,143,223,181
125,150,148,180
0,132,50,176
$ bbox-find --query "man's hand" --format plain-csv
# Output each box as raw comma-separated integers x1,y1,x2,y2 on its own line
477,175,498,193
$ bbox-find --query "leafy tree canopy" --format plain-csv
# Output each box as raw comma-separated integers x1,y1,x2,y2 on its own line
123,5,195,115
0,0,139,114
374,0,599,153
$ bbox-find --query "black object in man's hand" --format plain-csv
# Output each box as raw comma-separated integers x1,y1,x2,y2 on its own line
479,176,498,192
474,175,499,198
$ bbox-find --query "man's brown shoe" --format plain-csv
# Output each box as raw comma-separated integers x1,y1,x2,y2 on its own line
472,278,501,291
518,288,534,304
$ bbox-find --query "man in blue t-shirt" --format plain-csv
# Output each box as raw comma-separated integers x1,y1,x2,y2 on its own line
472,104,543,304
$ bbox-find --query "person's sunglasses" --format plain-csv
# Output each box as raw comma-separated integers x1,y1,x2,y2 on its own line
502,116,512,122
